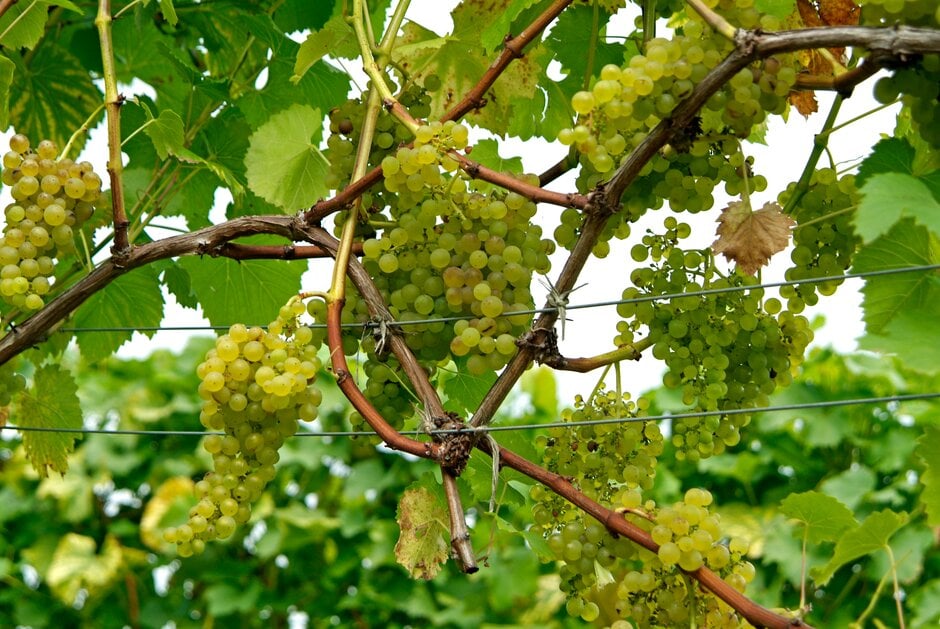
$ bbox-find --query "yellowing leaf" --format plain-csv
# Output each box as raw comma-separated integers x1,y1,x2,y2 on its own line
789,90,818,117
16,364,83,477
712,201,795,275
140,477,196,552
394,486,450,580
46,534,125,605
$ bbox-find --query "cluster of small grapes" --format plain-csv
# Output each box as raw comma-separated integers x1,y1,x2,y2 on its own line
0,134,100,310
380,120,469,208
857,0,940,28
164,300,323,555
779,168,861,310
616,489,754,627
619,219,812,461
324,82,432,194
554,14,790,249
0,359,26,406
872,56,940,147
356,188,551,372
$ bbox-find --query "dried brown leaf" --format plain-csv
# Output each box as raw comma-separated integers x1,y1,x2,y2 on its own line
819,0,860,26
790,90,819,117
712,201,796,275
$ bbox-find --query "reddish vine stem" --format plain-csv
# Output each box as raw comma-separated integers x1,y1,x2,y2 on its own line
792,58,881,93
440,0,575,122
478,441,813,629
95,0,130,260
217,242,363,260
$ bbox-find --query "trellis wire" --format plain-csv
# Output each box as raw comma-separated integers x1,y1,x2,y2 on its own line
53,262,940,334
2,392,936,439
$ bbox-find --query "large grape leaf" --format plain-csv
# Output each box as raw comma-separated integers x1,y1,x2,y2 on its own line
244,104,330,211
853,219,938,334
780,491,856,544
16,365,82,477
73,266,165,363
859,308,940,374
812,510,908,586
856,137,916,187
915,425,940,526
394,485,450,580
855,173,940,242
177,256,307,327
9,43,103,149
46,534,127,605
0,0,49,50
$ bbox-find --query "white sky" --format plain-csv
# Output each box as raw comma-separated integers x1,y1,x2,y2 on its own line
0,0,898,404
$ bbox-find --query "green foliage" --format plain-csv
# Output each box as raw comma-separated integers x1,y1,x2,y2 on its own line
16,364,82,476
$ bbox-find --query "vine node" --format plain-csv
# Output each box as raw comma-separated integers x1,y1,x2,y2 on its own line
430,412,476,477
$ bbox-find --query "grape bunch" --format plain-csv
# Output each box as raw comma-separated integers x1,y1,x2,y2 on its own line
553,11,791,250
618,219,812,461
871,56,940,147
0,134,101,310
164,299,323,556
779,168,860,310
616,489,754,628
857,0,940,27
381,120,469,207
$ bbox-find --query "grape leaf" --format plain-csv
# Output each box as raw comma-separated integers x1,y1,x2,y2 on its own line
820,465,876,510
812,510,908,586
755,0,796,19
177,256,307,327
855,173,940,242
142,109,185,161
712,201,795,275
244,104,330,211
853,219,938,334
292,15,354,81
46,534,125,605
480,0,540,52
9,43,103,149
859,307,940,374
780,491,857,544
73,266,165,364
856,137,915,188
0,0,49,50
915,425,940,526
158,0,178,25
443,358,498,414
0,54,13,127
139,477,195,553
394,486,450,580
910,579,940,628
204,582,262,617
466,138,523,176
16,365,82,477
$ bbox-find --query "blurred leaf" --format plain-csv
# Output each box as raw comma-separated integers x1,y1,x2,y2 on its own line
0,54,13,126
813,510,908,586
139,477,195,553
245,104,329,211
916,425,940,526
780,491,856,544
16,365,82,477
394,486,449,580
819,465,876,510
46,534,124,605
204,581,261,617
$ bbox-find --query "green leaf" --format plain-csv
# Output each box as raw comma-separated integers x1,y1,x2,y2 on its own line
442,359,498,414
820,465,876,511
177,256,306,327
910,579,940,628
292,15,354,81
754,0,796,19
73,266,165,363
860,308,940,374
780,491,857,544
142,109,185,161
855,173,940,242
9,43,103,149
812,510,909,586
480,0,540,52
853,219,938,334
46,534,124,605
0,0,49,50
0,53,13,127
204,582,261,617
162,263,198,310
244,104,329,211
467,138,523,176
856,137,915,188
16,365,82,477
916,425,940,526
158,0,178,25
521,366,557,419
394,486,450,580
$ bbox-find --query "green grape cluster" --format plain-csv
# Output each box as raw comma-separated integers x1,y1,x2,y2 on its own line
324,82,432,194
0,134,101,310
857,0,940,27
871,56,940,147
778,168,860,310
616,489,754,628
618,219,812,461
164,300,323,556
554,13,791,250
0,359,26,407
380,120,469,207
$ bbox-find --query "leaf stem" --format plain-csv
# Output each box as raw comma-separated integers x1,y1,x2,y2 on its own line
783,94,843,215
685,0,737,41
59,102,106,160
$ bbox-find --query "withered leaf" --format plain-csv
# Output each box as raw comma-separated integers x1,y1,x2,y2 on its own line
790,90,819,117
712,201,796,275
